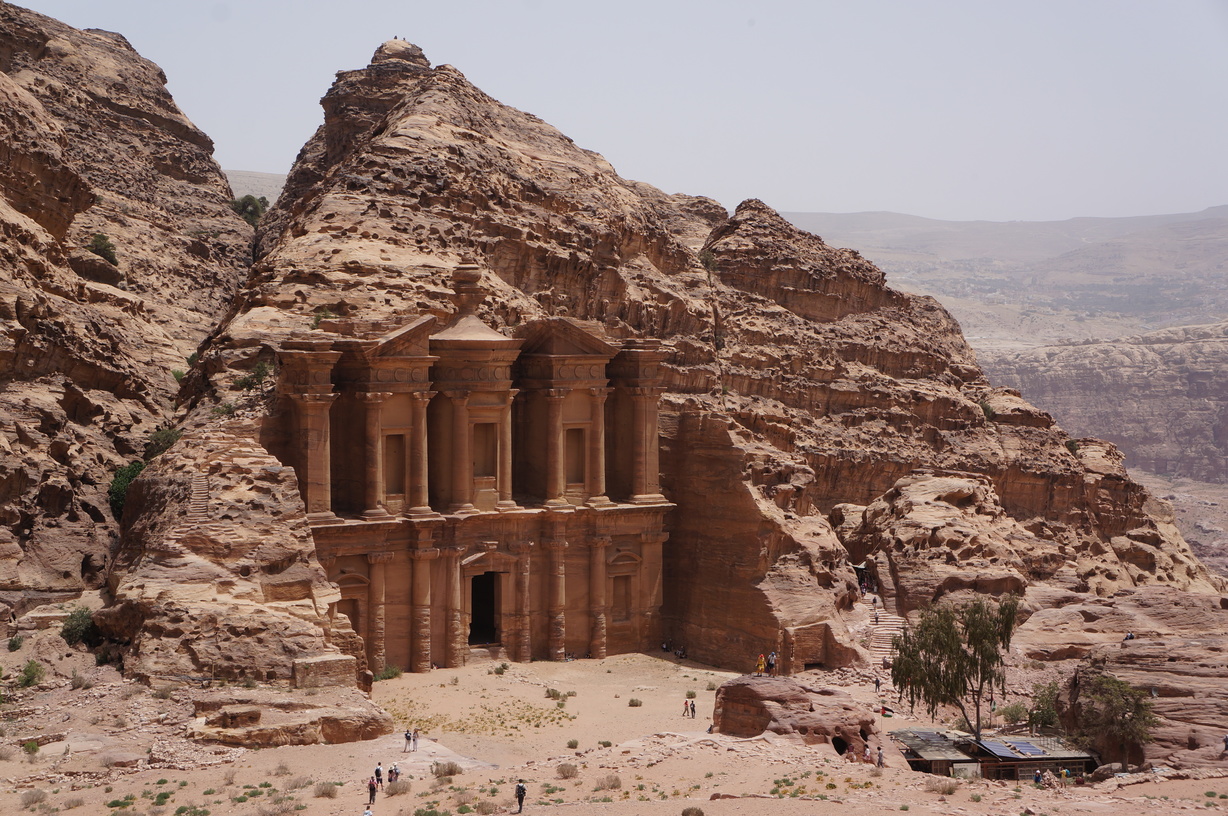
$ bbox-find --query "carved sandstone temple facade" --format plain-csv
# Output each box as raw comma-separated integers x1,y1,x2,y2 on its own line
270,267,671,675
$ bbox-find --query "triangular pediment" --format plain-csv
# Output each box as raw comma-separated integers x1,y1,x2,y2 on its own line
370,315,436,358
518,317,618,359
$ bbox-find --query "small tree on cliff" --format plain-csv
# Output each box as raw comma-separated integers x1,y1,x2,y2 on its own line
1075,673,1158,765
891,594,1020,739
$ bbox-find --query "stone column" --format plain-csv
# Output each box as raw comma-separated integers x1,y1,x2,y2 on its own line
445,391,475,513
366,551,393,674
359,392,393,519
638,532,668,649
408,391,436,516
510,541,533,662
496,390,519,509
588,536,610,659
445,545,467,667
293,393,340,522
545,535,568,660
629,386,666,504
544,388,569,506
587,387,611,505
410,546,438,673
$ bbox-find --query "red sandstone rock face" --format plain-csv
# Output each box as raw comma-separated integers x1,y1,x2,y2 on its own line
95,420,363,685
713,675,881,757
1025,587,1228,769
185,40,1225,682
0,5,250,596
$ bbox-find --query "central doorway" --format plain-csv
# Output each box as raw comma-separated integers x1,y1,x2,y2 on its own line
469,571,500,645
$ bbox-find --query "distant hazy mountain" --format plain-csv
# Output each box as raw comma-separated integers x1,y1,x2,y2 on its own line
225,169,287,204
785,206,1228,348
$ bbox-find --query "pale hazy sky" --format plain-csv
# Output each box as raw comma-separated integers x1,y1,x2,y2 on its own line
16,0,1228,222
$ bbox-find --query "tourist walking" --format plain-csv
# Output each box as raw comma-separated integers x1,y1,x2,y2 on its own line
863,744,871,764
689,699,696,718
405,728,412,751
874,674,881,694
367,776,377,805
755,653,766,676
375,762,383,789
515,779,527,812
412,728,420,751
877,746,884,768
683,697,690,717
766,651,777,676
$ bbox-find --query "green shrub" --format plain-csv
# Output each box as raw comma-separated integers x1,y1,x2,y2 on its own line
566,739,578,749
144,425,182,459
997,701,1029,725
87,233,118,265
229,195,269,227
628,698,642,707
108,460,145,517
978,399,996,421
374,664,403,681
706,681,717,691
681,808,705,816
556,763,578,779
23,739,40,755
686,690,697,699
172,369,185,383
310,306,336,329
7,634,22,651
598,740,612,748
18,659,45,687
61,606,99,646
70,669,93,690
210,402,236,417
1065,439,1080,455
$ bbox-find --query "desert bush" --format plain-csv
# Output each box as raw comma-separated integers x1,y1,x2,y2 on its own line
229,195,269,227
310,306,336,329
151,685,175,700
7,634,22,651
108,460,145,517
211,402,236,418
87,233,118,265
145,425,182,460
20,789,47,806
706,681,717,691
18,660,45,687
172,369,185,383
223,768,238,786
566,739,578,749
70,669,93,690
257,800,296,816
997,701,1029,725
273,762,291,776
598,740,612,748
978,399,996,420
374,664,403,681
432,760,463,778
686,690,697,699
924,777,959,795
474,801,497,815
61,606,100,647
312,782,338,798
386,779,411,796
62,796,85,809
23,740,40,755
593,774,621,791
0,746,13,761
286,776,310,791
557,762,578,779
681,808,705,816
628,698,642,707
546,688,562,700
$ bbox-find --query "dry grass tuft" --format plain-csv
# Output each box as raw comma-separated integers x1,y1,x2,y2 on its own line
593,773,621,791
557,762,579,779
313,781,339,798
924,777,959,795
386,779,412,796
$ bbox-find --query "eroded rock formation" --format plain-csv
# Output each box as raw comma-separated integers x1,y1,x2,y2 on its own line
713,675,881,756
0,4,250,598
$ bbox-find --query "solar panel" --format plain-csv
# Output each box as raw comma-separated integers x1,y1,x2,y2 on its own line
980,740,1018,759
1012,741,1046,757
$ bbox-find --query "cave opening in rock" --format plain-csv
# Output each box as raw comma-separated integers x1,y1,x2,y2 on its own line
832,735,848,756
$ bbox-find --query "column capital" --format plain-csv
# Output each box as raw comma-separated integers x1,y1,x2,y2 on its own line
443,544,468,558
544,538,568,553
357,391,393,403
640,532,669,546
292,392,338,404
627,386,664,398
410,390,438,403
410,547,440,562
317,554,337,569
367,551,395,565
591,535,612,550
545,387,571,401
442,389,470,403
588,386,613,400
509,539,535,556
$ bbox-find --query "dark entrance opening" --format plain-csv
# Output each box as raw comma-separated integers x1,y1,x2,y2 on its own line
469,571,499,644
832,735,848,757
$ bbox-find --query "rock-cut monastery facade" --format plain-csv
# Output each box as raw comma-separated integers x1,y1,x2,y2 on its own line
268,265,673,676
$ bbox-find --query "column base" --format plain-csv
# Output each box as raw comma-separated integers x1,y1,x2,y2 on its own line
362,507,395,520
448,503,479,515
544,497,571,508
585,494,615,508
306,511,344,525
629,493,668,505
495,500,522,511
407,505,440,518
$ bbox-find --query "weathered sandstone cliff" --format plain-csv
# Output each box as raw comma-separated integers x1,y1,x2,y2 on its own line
985,321,1228,484
0,4,250,599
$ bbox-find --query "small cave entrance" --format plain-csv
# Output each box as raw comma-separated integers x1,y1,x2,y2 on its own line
469,571,499,645
832,735,848,756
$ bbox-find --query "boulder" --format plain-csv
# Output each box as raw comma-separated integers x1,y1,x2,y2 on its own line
713,675,880,758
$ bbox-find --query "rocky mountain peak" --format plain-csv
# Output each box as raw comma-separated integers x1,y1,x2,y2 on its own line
370,38,430,68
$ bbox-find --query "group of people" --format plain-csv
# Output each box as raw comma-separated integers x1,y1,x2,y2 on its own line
403,727,420,752
366,761,402,805
754,650,778,676
681,697,697,718
846,743,886,767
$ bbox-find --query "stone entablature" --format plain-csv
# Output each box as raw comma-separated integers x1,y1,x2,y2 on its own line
270,264,672,673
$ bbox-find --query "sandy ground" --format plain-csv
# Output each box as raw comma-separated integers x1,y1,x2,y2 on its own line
4,623,1228,816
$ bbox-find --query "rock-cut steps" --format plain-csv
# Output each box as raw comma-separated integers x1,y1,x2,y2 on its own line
866,604,906,664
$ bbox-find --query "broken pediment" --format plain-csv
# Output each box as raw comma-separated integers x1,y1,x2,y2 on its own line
368,315,436,359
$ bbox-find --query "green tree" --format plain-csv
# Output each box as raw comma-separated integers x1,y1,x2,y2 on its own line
1075,673,1158,765
891,594,1020,739
108,460,145,518
1029,680,1061,730
61,606,100,647
229,194,269,227
86,233,118,265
